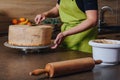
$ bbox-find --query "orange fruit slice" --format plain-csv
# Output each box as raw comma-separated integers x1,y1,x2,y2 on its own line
19,18,26,22
12,19,18,24
27,22,32,26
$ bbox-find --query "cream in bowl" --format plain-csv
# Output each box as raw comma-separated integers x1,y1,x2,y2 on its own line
89,39,120,65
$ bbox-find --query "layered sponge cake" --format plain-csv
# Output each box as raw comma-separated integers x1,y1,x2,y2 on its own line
8,25,53,46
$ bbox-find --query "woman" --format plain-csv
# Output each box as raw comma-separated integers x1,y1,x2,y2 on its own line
35,0,98,53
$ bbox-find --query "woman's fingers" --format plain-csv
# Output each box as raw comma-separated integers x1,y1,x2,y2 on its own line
51,32,64,49
34,14,45,24
34,15,40,24
51,38,60,49
51,44,58,49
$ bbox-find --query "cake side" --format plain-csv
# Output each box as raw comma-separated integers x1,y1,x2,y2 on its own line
8,25,53,46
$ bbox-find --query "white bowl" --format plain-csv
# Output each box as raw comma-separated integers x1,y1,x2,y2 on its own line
89,39,120,65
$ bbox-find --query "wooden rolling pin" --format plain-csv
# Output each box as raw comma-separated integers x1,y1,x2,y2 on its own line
29,57,102,77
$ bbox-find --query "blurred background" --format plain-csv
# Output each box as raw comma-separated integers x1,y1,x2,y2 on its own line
0,0,120,39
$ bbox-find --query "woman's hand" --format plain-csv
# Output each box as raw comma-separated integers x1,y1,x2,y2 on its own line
34,4,59,25
51,32,65,49
34,13,46,24
34,4,60,48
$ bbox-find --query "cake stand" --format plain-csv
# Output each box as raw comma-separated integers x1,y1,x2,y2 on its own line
4,42,53,54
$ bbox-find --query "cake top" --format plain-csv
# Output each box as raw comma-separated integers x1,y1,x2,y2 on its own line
9,24,53,29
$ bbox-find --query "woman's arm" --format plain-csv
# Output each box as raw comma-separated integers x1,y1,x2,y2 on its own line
51,10,98,49
42,4,59,18
62,10,98,37
35,4,59,24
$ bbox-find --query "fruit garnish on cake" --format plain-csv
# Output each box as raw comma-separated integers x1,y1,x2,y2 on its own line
12,17,32,26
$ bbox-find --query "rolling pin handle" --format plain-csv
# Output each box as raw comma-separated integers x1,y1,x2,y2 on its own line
94,60,102,64
29,69,48,76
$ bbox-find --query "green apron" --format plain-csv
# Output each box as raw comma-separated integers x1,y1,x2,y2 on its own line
59,0,98,53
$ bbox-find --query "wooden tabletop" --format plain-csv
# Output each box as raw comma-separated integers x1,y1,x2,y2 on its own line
0,36,120,80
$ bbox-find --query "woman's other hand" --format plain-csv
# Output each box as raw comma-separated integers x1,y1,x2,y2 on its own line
51,32,65,49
